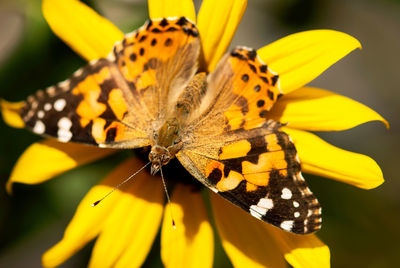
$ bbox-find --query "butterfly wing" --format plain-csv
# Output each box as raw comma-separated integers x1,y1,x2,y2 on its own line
19,17,200,148
113,17,200,120
178,47,321,234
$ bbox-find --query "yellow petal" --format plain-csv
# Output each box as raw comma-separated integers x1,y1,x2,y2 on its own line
269,87,388,131
210,193,286,268
90,160,164,268
1,99,25,128
7,139,115,194
148,0,196,23
197,0,247,71
267,226,330,268
42,157,138,267
161,184,214,268
282,127,384,189
42,0,123,61
258,30,361,94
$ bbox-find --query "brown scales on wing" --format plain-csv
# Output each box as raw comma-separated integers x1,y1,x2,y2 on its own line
149,72,208,174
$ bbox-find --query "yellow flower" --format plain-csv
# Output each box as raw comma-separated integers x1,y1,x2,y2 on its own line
1,0,388,267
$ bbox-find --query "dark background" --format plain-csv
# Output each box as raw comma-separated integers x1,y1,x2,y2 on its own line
0,0,399,267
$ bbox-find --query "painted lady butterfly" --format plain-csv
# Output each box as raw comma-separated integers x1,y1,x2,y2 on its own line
19,17,321,234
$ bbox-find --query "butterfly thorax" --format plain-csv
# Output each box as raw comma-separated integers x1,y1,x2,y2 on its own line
149,72,207,175
149,119,182,175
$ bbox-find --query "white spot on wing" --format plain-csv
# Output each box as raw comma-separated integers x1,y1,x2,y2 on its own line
57,117,73,142
281,188,292,199
37,110,45,119
107,52,116,61
280,220,294,231
293,201,300,208
250,205,266,219
58,117,72,129
46,86,56,96
54,99,66,112
294,212,300,218
257,198,273,209
33,120,45,134
31,101,38,110
44,103,52,111
58,80,69,89
74,68,83,77
210,188,218,193
89,59,99,66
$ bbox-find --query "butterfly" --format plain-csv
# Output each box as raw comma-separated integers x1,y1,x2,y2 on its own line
18,17,321,234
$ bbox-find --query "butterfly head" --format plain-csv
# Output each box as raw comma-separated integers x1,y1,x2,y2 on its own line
149,145,173,175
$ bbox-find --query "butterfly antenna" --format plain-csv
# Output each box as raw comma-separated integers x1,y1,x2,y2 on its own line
91,161,151,207
160,167,176,229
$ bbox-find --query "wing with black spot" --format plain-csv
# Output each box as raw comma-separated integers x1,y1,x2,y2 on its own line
19,17,200,148
112,17,200,119
178,121,321,234
19,58,150,147
189,47,282,136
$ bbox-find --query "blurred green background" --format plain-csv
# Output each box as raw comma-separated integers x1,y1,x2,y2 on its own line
0,0,399,267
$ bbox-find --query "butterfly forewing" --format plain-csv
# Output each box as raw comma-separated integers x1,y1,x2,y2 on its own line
19,17,200,148
113,17,200,120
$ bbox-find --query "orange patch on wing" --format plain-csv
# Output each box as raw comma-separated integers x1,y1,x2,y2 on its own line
72,67,113,120
219,140,251,160
136,69,157,89
91,118,107,142
105,121,126,142
108,89,128,120
224,108,245,130
216,170,244,191
222,48,281,131
243,118,265,130
246,181,259,192
80,118,91,128
242,150,287,174
244,173,270,186
265,134,282,151
116,17,199,83
205,160,225,177
279,169,288,176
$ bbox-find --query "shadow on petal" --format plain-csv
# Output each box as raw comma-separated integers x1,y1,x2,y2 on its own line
266,225,330,268
210,192,287,268
197,0,247,71
161,184,214,268
42,157,164,268
90,158,164,268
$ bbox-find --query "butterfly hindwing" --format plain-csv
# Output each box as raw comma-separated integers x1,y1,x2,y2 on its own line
178,121,321,234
